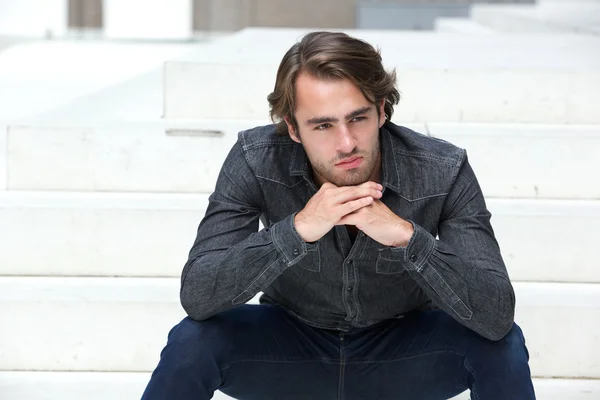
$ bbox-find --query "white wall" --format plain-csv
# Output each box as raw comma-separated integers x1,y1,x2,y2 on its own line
0,123,6,190
104,0,193,40
0,0,67,37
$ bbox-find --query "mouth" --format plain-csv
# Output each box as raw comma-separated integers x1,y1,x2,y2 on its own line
336,157,363,170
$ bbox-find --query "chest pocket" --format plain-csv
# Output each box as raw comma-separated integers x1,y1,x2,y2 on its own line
375,247,411,281
295,243,321,272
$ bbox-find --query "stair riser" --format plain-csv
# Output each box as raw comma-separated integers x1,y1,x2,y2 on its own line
164,63,600,123
1,372,599,400
6,123,600,198
0,123,6,190
0,278,598,378
1,195,598,282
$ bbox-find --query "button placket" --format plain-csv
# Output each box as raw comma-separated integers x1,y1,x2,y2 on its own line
344,259,357,319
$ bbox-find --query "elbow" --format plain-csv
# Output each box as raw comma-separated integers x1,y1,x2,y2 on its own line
180,290,217,321
479,285,516,341
481,318,514,341
180,280,217,321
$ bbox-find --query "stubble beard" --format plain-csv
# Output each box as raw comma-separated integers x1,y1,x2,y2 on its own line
311,138,380,187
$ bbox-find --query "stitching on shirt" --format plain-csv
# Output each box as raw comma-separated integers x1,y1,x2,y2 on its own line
394,148,461,166
242,139,296,151
397,192,448,203
271,223,291,264
232,258,283,304
415,237,436,272
255,175,304,188
425,265,473,320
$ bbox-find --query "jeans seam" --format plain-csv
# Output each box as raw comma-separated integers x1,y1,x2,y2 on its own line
464,358,479,400
219,358,340,373
345,348,465,365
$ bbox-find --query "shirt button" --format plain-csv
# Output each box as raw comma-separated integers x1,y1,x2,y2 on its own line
347,287,353,291
409,254,417,262
293,249,300,256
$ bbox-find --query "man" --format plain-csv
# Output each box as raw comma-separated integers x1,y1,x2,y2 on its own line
142,32,535,399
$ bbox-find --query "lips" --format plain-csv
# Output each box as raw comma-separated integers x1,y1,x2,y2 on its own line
336,157,363,169
337,157,359,165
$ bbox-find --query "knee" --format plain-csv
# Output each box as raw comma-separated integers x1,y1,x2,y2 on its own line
164,317,231,361
472,323,530,366
501,323,530,362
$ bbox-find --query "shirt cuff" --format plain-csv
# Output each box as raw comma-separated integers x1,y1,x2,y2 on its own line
384,221,436,272
270,213,317,266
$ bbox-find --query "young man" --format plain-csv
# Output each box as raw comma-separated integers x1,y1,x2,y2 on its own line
142,32,535,399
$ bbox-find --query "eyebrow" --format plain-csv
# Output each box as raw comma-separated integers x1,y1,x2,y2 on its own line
305,106,373,126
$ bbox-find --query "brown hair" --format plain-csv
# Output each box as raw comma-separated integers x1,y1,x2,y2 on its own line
267,31,400,136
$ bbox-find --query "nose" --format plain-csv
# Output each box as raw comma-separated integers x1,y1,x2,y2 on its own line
336,125,356,154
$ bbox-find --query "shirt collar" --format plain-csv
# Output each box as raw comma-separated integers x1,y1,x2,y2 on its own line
288,123,401,192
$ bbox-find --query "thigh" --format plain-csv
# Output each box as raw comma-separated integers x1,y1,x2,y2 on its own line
343,310,484,400
189,304,341,400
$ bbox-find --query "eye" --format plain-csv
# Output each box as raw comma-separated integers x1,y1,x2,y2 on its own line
315,123,331,131
350,116,366,123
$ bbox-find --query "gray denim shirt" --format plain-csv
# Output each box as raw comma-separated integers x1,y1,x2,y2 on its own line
181,122,515,341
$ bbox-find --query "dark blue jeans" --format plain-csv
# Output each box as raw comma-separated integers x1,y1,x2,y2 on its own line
141,305,535,400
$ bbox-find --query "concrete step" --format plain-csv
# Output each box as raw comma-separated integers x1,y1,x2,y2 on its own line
1,191,598,282
1,372,599,400
5,121,599,198
0,122,6,190
161,29,600,123
0,40,193,122
434,17,497,34
164,62,599,124
471,1,600,35
167,27,600,70
0,277,598,378
428,123,600,199
5,120,243,193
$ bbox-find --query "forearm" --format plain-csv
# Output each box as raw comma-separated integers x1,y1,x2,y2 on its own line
180,213,312,320
390,223,515,341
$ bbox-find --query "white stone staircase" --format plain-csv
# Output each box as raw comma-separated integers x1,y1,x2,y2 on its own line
1,28,600,399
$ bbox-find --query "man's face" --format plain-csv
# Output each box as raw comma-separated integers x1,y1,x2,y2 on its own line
286,73,386,187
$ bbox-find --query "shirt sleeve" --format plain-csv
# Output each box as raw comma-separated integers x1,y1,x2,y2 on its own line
382,156,515,341
180,139,316,321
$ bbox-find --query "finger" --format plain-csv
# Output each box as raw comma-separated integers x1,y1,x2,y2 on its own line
336,212,359,225
332,186,382,204
338,196,373,217
320,182,338,190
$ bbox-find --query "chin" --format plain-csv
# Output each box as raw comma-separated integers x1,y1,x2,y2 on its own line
332,172,370,187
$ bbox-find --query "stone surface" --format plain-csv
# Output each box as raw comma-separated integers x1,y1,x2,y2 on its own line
162,29,600,123
164,64,600,123
0,278,598,378
1,191,599,283
0,40,193,122
6,120,242,193
6,121,599,199
0,122,6,190
472,1,600,35
1,371,599,400
428,123,600,199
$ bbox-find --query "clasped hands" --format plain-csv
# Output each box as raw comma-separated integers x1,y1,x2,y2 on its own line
294,181,414,247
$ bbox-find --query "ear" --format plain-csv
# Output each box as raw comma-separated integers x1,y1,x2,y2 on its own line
284,116,301,144
378,100,386,128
